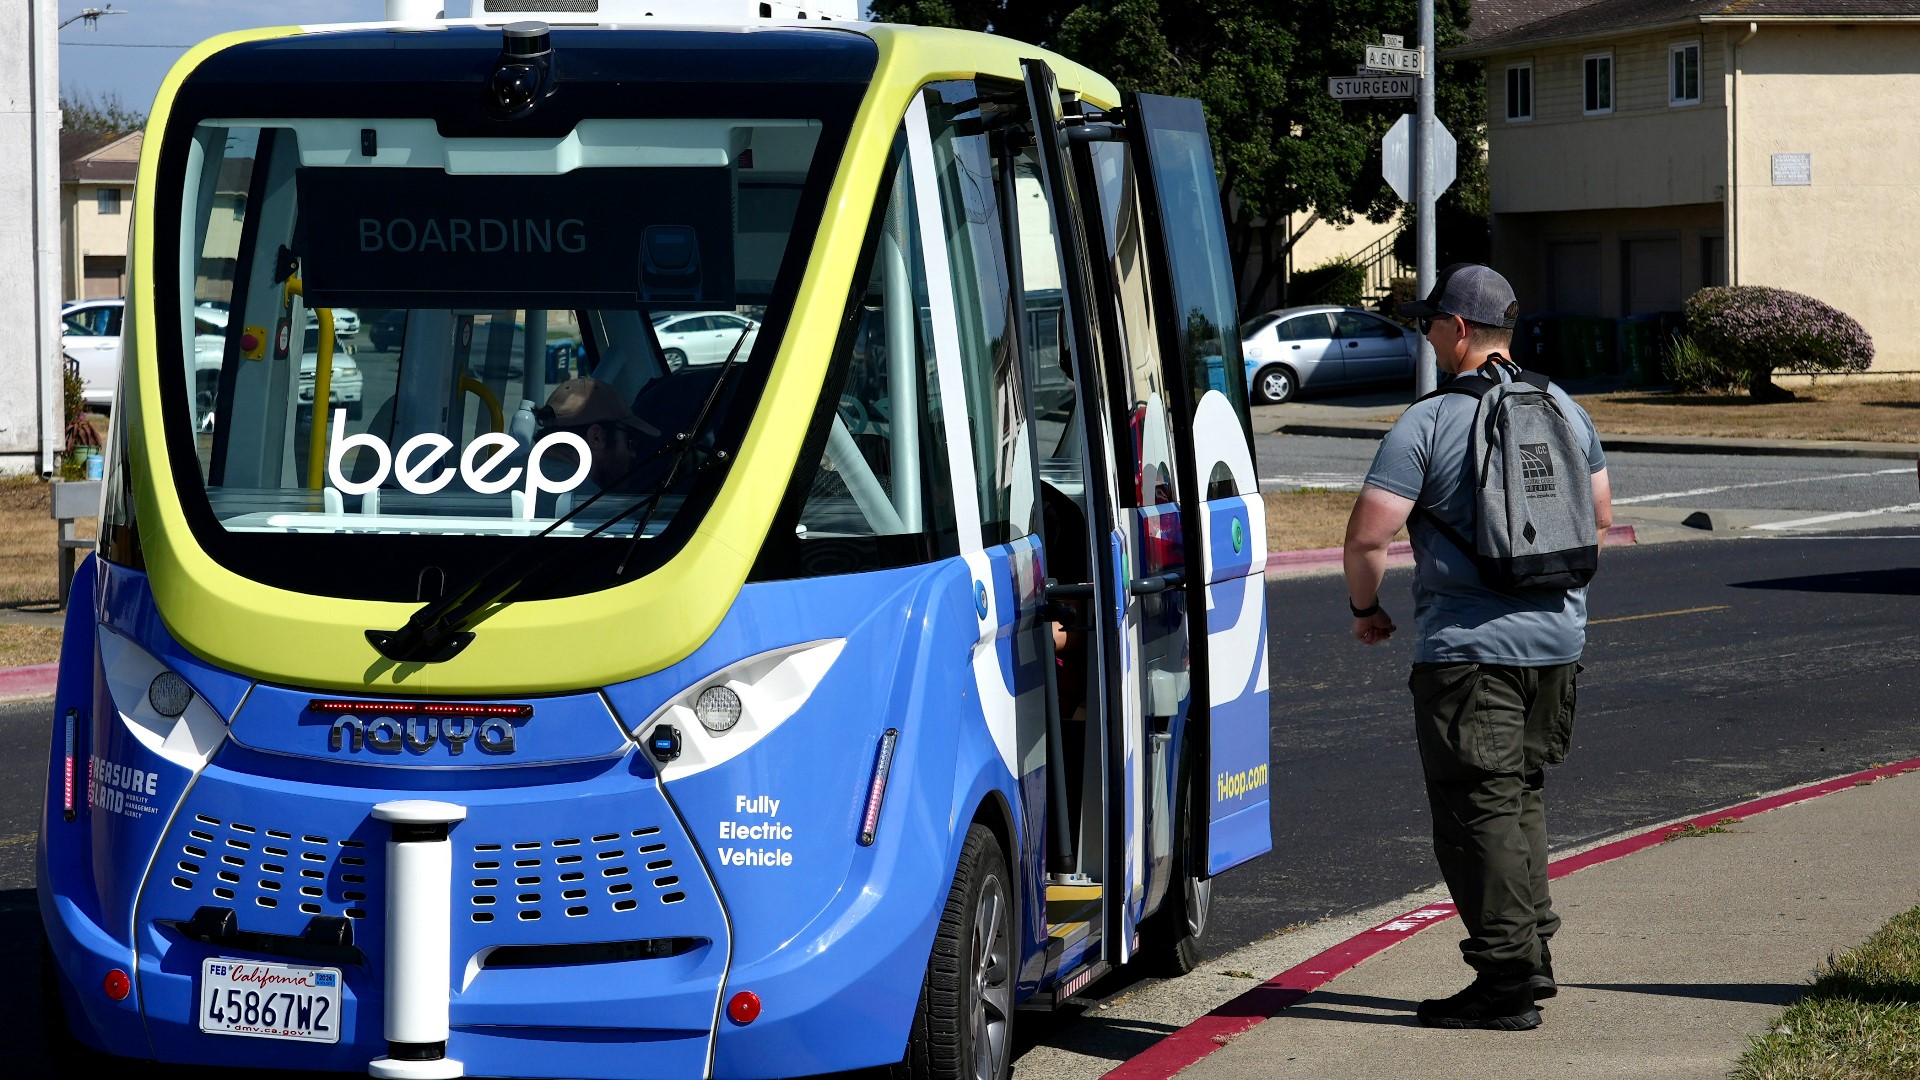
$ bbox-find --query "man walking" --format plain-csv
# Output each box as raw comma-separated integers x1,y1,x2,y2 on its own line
1342,263,1613,1030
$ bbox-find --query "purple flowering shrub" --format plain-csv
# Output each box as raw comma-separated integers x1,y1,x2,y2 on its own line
1685,286,1873,397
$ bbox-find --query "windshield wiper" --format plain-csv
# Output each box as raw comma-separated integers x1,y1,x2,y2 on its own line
367,328,754,664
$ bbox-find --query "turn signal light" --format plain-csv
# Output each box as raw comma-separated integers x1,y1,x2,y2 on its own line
727,991,761,1025
103,969,131,1001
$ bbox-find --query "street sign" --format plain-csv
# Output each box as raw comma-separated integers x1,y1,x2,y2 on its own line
1329,75,1416,101
1382,34,1404,48
1381,113,1457,202
1365,44,1423,74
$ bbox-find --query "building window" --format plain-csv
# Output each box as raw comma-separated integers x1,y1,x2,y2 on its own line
1505,63,1533,122
1583,53,1613,115
1670,42,1701,106
97,187,122,215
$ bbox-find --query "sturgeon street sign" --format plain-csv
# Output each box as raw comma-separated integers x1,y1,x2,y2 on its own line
1330,74,1416,101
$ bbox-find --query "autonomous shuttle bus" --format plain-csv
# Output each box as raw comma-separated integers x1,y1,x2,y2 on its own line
40,3,1272,1077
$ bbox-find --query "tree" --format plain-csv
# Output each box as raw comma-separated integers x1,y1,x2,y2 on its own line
866,0,1487,316
61,88,146,135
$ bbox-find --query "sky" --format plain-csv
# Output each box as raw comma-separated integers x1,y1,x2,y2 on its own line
58,1,390,113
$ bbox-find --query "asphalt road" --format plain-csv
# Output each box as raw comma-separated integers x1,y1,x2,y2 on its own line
9,530,1920,1075
1256,432,1920,519
1205,527,1920,958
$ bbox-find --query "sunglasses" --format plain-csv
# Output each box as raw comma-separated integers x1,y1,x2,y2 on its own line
1418,314,1461,335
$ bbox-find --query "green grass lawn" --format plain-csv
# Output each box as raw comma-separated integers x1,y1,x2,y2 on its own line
1732,906,1920,1079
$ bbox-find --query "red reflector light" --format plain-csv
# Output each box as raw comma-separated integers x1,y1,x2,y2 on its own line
103,969,131,1001
727,991,761,1025
307,700,533,719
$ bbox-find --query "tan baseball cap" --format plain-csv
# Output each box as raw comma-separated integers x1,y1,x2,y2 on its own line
538,378,658,436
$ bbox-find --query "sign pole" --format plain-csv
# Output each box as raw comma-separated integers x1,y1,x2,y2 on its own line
1414,0,1438,398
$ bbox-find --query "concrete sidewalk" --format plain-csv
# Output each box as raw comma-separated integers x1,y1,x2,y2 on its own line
1164,766,1920,1080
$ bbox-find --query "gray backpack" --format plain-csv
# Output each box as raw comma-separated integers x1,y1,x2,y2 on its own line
1416,358,1598,590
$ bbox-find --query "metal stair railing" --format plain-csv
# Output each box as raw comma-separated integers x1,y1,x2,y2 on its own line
1297,225,1410,306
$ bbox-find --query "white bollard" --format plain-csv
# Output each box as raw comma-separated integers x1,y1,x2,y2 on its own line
368,800,466,1080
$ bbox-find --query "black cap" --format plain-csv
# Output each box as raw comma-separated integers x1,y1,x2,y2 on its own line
1397,262,1520,329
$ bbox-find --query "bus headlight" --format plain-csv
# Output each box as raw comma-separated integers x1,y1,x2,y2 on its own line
628,639,844,781
97,628,230,771
694,687,742,733
147,672,194,718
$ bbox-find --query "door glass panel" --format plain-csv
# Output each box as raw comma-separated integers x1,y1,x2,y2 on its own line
1129,96,1254,488
1088,139,1178,511
928,86,1034,547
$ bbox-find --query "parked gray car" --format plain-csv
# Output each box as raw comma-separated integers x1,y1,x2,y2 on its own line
1241,304,1420,404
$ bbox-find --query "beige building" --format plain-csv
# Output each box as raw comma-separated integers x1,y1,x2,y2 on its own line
1460,0,1920,372
60,129,141,301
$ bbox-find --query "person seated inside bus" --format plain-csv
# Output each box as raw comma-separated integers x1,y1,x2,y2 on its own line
535,377,660,498
1042,482,1090,721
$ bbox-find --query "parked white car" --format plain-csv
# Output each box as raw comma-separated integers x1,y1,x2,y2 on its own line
63,299,362,419
61,299,130,408
1240,304,1420,404
652,311,759,368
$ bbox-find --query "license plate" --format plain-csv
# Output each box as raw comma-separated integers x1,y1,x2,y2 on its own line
198,959,342,1044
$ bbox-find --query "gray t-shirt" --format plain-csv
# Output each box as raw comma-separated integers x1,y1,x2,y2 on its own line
1363,366,1607,665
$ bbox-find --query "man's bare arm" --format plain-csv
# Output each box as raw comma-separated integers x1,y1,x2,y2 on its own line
1343,485,1415,645
1591,467,1613,547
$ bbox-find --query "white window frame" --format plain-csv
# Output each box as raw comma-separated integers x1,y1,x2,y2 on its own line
1669,41,1702,106
1505,62,1533,122
1583,51,1614,116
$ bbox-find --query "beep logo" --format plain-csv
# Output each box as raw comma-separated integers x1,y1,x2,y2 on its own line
326,410,591,503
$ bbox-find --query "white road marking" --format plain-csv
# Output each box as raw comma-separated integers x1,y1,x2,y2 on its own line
1261,474,1365,491
1614,467,1912,506
1750,501,1920,531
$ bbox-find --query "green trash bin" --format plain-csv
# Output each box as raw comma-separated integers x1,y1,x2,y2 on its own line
1619,313,1662,386
1588,317,1618,377
1555,318,1589,378
1514,314,1563,377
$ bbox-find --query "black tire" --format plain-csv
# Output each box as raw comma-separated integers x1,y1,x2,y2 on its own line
346,401,363,422
894,824,1013,1080
1140,743,1210,976
1252,365,1296,405
663,348,687,370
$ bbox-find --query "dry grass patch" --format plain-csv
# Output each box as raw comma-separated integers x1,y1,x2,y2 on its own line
1263,489,1405,553
0,625,63,669
0,477,84,609
1581,378,1920,444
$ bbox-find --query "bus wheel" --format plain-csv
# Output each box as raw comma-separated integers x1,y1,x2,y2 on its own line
1141,747,1210,975
894,824,1013,1080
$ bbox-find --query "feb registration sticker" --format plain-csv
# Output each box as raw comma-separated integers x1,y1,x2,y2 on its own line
199,959,342,1044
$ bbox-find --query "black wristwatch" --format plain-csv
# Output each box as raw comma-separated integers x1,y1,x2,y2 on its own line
1350,598,1382,618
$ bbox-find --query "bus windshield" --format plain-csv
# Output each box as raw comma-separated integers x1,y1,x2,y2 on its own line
160,90,855,600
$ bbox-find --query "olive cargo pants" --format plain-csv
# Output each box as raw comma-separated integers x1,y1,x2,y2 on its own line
1411,661,1579,978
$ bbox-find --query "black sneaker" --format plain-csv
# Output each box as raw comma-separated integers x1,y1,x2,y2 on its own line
1416,976,1542,1030
1531,943,1557,1001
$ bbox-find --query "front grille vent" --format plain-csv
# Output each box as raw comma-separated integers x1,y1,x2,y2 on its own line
172,814,369,920
467,826,679,923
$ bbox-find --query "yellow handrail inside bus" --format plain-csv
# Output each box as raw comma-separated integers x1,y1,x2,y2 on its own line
460,370,504,434
285,275,336,490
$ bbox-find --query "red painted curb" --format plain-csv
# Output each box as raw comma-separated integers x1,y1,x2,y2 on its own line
1101,752,1920,1080
1263,524,1638,576
0,663,59,699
